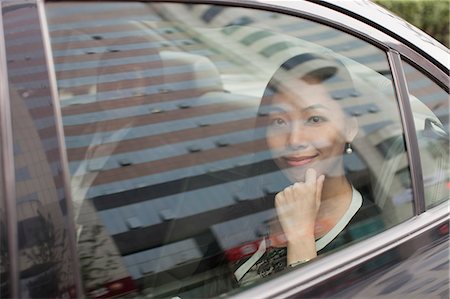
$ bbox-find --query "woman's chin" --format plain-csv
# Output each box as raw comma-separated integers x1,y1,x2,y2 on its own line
283,169,307,183
283,168,329,183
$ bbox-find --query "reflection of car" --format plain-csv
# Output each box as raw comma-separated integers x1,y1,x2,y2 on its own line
0,0,448,298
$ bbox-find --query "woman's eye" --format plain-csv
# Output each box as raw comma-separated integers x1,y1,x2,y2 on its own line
307,115,326,124
270,118,287,127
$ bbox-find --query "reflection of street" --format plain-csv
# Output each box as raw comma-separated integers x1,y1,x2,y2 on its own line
351,226,449,298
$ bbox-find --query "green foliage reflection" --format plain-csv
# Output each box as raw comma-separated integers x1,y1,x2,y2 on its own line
374,0,450,47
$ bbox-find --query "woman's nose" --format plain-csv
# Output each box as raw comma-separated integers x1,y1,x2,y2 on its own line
287,122,308,150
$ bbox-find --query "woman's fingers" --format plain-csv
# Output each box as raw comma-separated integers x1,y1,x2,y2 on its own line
305,168,316,185
316,174,325,205
276,168,323,204
274,168,325,242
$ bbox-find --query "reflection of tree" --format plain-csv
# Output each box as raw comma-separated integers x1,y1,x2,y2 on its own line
78,224,120,290
374,0,449,47
21,210,68,298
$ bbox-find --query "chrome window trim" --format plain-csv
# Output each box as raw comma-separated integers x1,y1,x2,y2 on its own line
0,3,19,298
387,50,426,215
231,200,449,299
392,44,449,93
36,0,83,296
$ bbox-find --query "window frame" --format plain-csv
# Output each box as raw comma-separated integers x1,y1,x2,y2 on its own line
0,0,84,297
0,3,19,298
37,0,85,295
387,50,426,214
392,44,449,93
398,54,450,210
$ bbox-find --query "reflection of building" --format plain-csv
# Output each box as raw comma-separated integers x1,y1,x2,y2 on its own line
41,2,447,298
2,3,76,297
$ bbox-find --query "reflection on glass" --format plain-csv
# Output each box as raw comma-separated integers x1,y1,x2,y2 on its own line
3,2,77,298
45,2,415,298
402,61,449,209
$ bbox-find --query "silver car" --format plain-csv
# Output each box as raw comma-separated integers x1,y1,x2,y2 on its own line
1,1,448,298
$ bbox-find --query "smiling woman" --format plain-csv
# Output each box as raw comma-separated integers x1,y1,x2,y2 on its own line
232,53,385,284
263,54,358,183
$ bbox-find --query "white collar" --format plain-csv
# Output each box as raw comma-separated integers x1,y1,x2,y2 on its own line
315,185,362,251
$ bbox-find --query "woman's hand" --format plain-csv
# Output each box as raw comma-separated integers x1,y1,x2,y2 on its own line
274,168,325,264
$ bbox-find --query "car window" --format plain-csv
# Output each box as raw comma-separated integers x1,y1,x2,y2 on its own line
44,2,415,298
401,60,449,209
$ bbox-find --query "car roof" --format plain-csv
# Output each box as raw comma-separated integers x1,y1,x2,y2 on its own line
250,0,449,71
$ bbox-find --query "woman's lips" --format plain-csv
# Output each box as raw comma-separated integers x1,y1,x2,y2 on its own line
283,154,318,167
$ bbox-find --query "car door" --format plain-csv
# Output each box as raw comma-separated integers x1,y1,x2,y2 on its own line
1,1,448,298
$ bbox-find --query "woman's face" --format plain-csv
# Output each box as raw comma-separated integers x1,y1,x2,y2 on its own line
264,79,356,182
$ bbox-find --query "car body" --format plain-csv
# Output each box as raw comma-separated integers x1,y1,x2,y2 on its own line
0,0,448,298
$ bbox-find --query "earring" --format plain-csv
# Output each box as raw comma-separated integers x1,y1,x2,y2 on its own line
345,143,353,154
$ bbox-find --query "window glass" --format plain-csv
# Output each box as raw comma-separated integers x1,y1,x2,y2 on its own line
0,124,10,299
3,1,77,297
45,2,415,298
401,60,449,209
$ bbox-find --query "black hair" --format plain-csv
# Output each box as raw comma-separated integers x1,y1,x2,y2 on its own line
262,53,359,104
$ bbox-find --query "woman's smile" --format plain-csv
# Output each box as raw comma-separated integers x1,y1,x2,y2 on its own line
283,154,319,167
